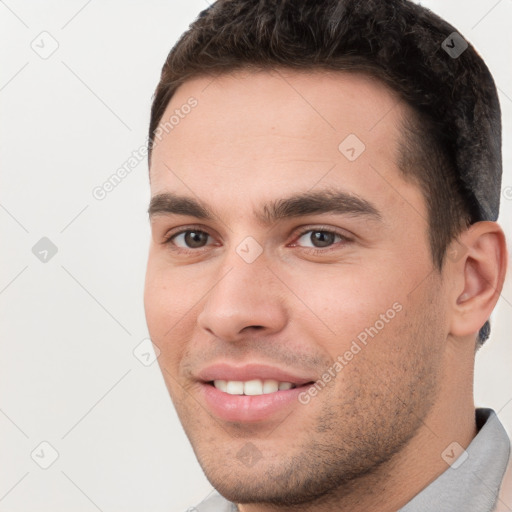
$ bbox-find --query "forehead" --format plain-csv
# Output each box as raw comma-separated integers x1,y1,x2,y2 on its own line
149,69,418,218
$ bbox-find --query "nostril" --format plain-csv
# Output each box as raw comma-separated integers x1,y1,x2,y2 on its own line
242,325,264,332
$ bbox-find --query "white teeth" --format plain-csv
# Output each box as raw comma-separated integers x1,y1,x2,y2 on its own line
226,381,244,395
262,379,279,394
244,379,263,395
213,379,227,392
213,379,296,395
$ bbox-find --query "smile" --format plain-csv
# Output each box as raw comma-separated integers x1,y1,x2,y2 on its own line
211,379,296,395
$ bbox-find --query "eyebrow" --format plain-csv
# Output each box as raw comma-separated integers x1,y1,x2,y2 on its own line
147,190,381,225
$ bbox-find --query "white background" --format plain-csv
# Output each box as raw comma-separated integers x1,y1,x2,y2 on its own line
1,1,511,510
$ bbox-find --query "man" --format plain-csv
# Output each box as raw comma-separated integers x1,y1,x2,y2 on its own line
143,0,511,510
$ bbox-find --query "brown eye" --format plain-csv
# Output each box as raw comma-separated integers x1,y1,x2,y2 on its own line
170,230,211,248
297,230,342,248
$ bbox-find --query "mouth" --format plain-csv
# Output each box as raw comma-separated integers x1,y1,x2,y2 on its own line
194,362,317,422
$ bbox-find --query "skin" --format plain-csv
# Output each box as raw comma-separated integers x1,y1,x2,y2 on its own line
144,70,507,511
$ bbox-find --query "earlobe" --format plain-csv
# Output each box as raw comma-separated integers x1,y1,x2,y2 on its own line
449,221,507,338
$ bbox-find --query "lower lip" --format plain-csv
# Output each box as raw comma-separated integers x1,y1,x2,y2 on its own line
200,382,312,423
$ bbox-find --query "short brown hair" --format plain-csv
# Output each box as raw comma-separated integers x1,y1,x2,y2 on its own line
148,0,502,344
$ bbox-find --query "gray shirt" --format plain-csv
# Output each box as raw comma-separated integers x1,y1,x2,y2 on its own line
191,408,510,512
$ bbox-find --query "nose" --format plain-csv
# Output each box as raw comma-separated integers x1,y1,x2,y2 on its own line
197,253,288,342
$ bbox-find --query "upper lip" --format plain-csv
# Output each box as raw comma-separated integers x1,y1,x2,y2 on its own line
196,362,316,386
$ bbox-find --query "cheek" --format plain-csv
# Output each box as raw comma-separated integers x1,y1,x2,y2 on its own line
143,260,202,378
144,256,204,336
283,262,406,346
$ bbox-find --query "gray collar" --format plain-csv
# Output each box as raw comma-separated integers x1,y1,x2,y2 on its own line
399,408,511,512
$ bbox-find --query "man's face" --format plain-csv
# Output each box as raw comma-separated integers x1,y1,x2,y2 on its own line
144,70,450,505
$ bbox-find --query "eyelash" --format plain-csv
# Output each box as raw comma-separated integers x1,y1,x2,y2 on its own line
162,224,351,255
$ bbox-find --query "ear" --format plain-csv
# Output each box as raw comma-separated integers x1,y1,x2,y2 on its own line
448,221,507,339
